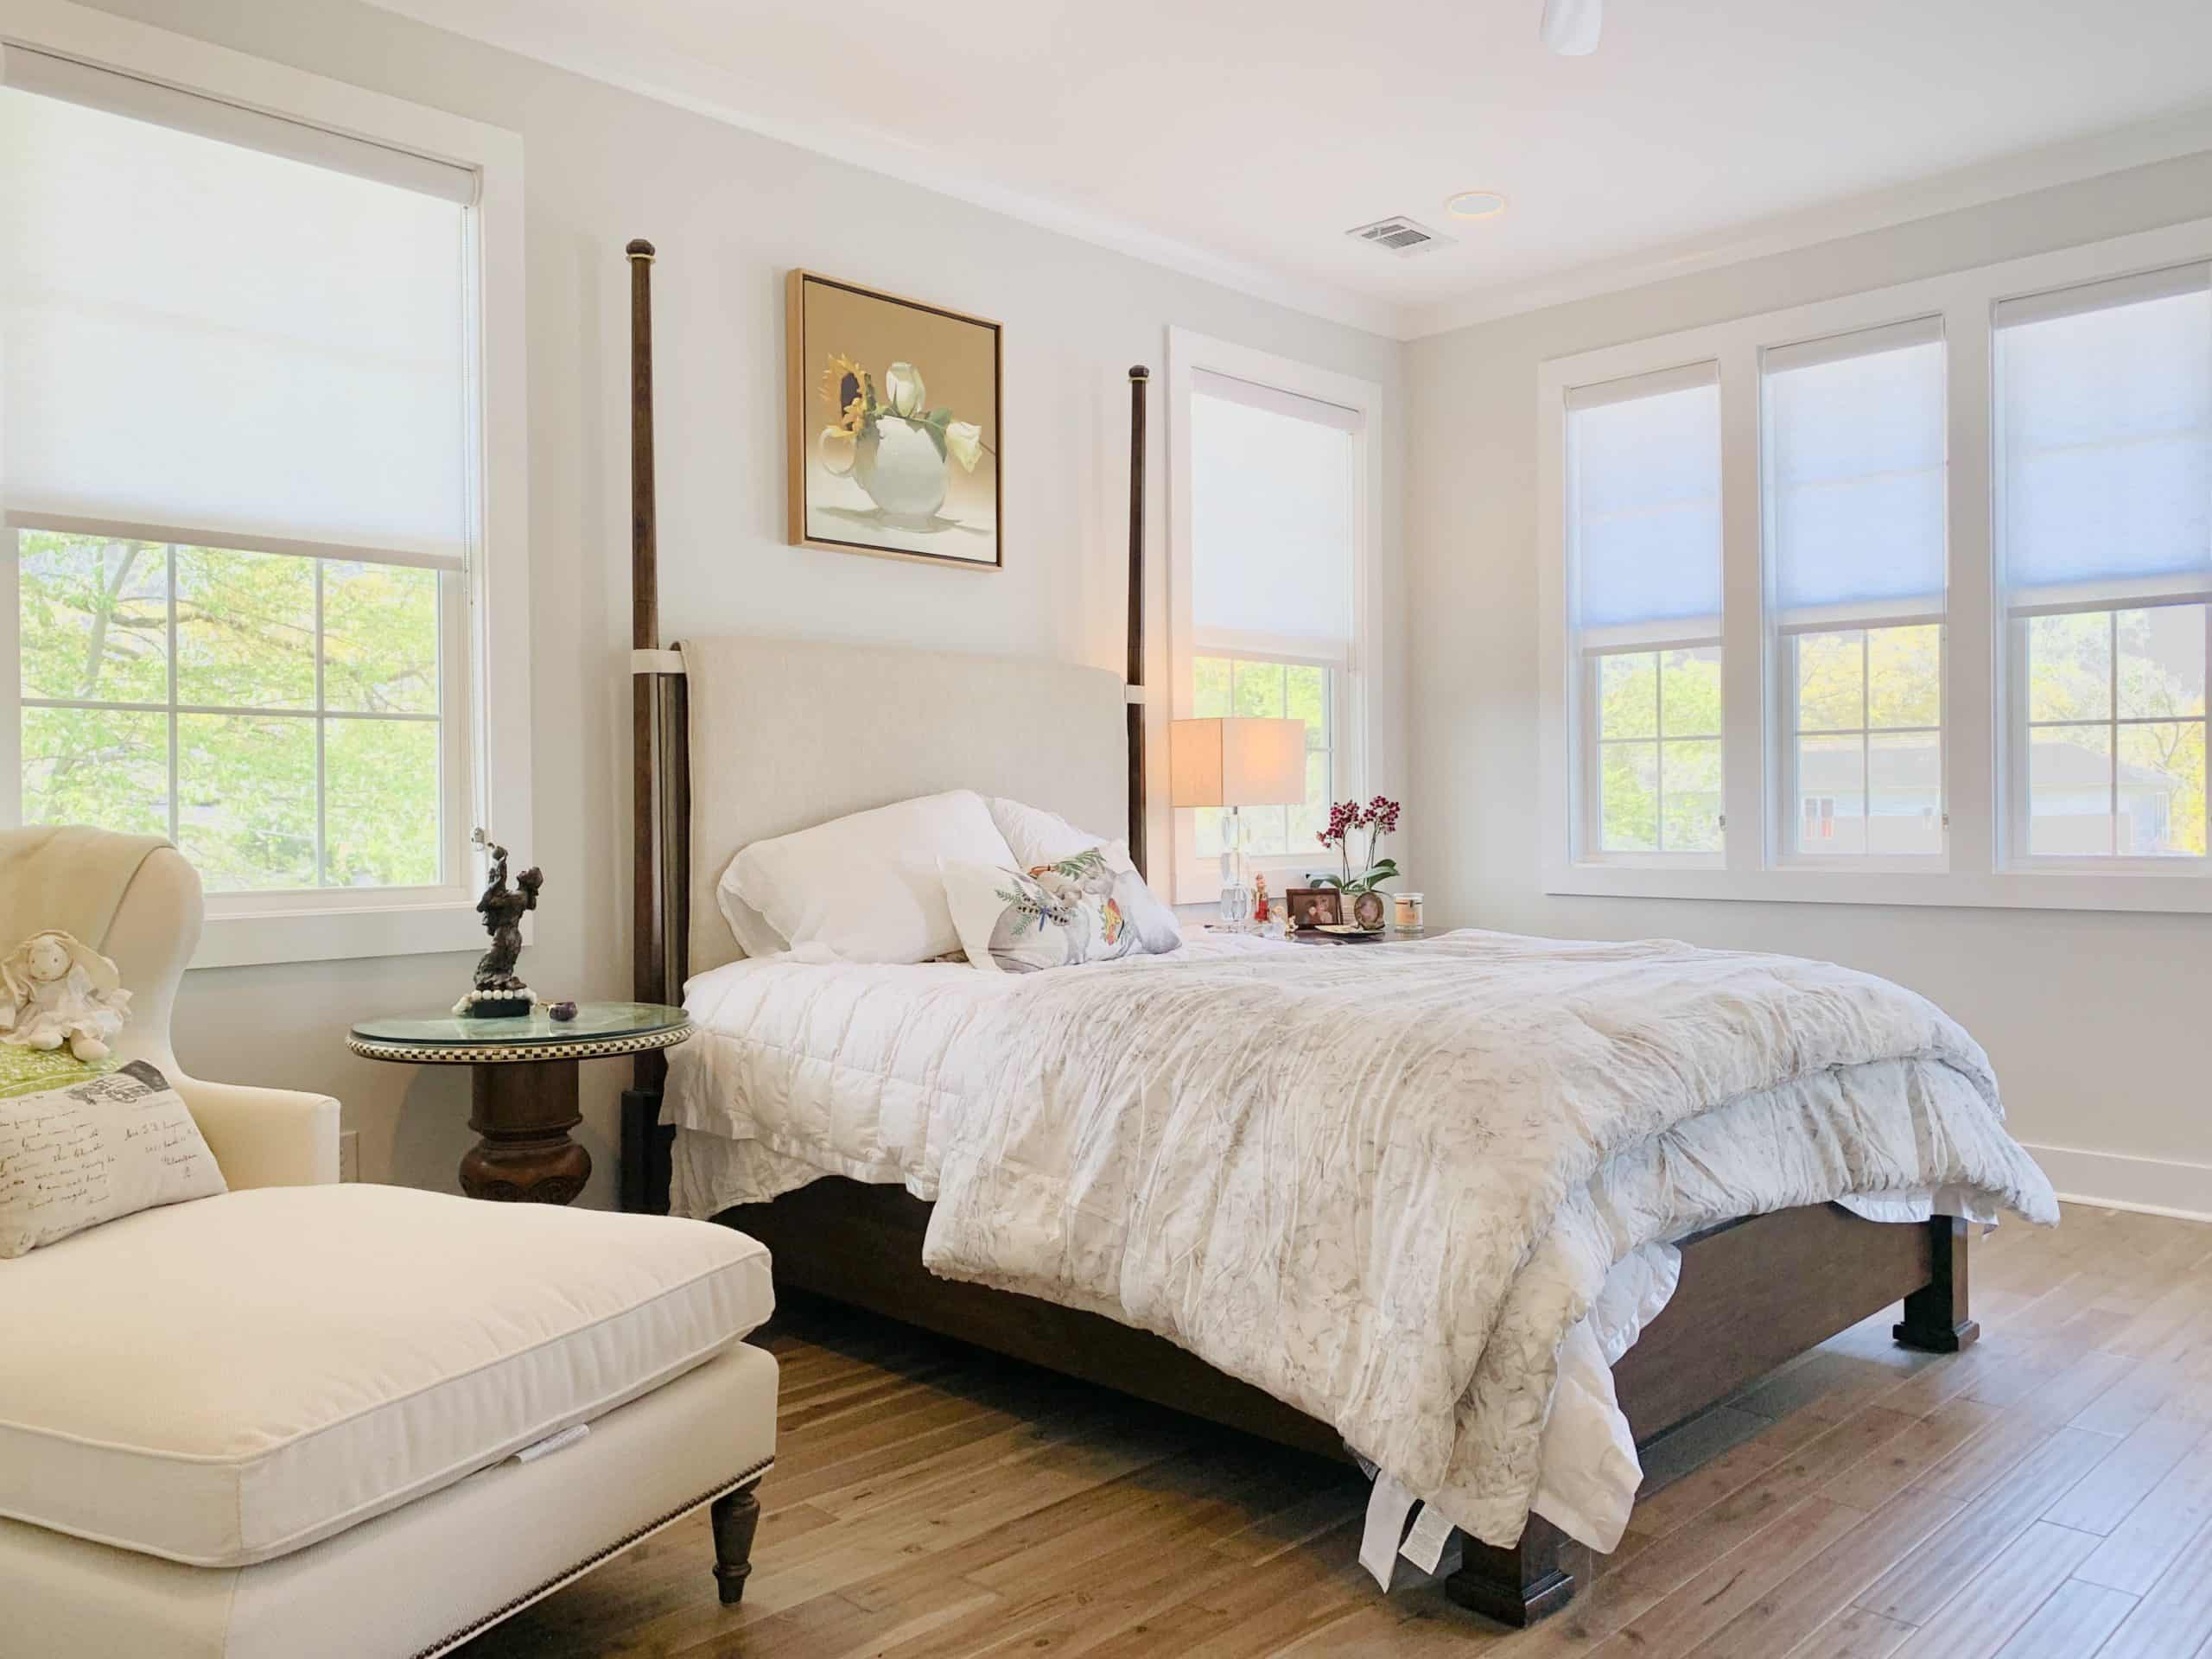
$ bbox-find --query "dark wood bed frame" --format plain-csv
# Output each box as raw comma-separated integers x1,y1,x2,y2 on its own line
613,238,1977,1628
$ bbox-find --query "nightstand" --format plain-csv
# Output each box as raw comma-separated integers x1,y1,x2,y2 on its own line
346,1002,690,1205
1287,926,1433,946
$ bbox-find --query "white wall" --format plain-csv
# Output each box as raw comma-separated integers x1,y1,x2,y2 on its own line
78,0,1408,1202
1408,150,2212,1217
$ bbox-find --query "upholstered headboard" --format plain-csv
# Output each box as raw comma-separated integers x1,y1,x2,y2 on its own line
679,635,1128,976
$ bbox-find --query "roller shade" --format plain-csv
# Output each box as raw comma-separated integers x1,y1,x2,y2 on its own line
1189,368,1359,664
1996,263,2211,607
1,50,474,568
1765,317,1947,628
1567,363,1721,645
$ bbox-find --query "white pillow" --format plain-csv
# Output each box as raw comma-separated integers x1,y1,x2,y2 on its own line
722,893,789,960
942,844,1184,973
0,1058,226,1257
986,796,1126,869
723,790,1015,964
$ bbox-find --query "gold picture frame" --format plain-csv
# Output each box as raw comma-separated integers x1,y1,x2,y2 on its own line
785,270,1003,569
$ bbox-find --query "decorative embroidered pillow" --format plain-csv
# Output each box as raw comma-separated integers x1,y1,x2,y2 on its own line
0,1053,226,1258
941,845,1183,973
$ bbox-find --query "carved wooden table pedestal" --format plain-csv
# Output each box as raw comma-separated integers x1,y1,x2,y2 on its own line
348,1002,691,1205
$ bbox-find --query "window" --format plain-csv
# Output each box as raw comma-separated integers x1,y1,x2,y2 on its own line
1169,334,1376,903
1189,656,1331,859
1996,266,2210,864
0,28,525,962
1764,321,1948,860
1539,211,2212,912
17,531,454,890
1566,365,1724,859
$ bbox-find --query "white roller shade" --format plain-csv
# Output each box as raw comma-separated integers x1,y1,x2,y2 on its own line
1764,317,1947,627
1,54,474,568
1567,363,1721,645
1996,263,2211,607
1190,368,1359,664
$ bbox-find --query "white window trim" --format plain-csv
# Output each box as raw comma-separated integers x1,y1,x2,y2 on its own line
0,0,531,965
1165,327,1381,906
1538,213,2212,914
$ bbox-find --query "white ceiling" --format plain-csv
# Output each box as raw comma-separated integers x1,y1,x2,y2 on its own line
367,0,2212,339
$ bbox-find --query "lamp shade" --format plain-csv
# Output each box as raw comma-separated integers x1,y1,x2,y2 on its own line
1169,717,1307,809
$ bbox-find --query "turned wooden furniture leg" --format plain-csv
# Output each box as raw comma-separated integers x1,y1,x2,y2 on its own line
1443,1514,1573,1628
461,1058,591,1204
709,1484,761,1605
1895,1214,1979,1352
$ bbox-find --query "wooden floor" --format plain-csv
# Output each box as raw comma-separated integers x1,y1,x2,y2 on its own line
460,1202,2212,1658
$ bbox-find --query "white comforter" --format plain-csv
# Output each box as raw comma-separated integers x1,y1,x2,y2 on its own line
670,929,2056,1548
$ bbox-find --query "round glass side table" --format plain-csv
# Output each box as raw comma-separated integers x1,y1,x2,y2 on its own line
347,1001,690,1205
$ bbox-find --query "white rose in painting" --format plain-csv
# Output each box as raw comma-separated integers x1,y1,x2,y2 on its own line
944,419,983,474
884,361,925,418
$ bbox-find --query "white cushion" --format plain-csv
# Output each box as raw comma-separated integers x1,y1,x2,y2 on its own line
942,844,1185,973
0,1342,779,1659
0,1185,773,1568
723,788,1014,964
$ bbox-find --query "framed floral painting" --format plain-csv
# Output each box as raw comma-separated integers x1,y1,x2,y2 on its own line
785,270,1001,569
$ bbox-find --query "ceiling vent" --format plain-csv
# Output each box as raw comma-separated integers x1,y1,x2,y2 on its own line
1344,215,1452,257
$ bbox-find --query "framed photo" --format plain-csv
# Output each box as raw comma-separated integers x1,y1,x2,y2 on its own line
1284,887,1342,931
786,270,1002,569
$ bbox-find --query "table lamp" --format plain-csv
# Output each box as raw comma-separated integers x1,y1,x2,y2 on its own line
1169,716,1307,924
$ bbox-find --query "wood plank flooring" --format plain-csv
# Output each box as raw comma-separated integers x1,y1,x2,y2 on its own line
458,1202,2212,1658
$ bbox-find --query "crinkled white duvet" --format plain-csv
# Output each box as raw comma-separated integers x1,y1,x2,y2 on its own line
666,929,2056,1551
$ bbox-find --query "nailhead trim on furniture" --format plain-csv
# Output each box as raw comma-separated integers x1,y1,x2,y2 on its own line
413,1458,772,1659
346,1025,691,1065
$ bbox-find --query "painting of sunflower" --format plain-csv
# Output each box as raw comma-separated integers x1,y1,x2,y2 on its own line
786,270,1001,569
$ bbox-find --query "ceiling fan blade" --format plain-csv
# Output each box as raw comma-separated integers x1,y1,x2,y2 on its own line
1541,0,1603,55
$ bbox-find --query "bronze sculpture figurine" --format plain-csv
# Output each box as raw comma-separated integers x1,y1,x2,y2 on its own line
457,831,543,1017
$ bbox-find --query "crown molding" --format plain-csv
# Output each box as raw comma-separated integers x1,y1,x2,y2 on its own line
358,2,2212,347
1401,101,2212,340
355,0,1399,340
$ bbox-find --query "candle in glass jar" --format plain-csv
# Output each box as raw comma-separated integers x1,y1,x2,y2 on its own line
1393,891,1424,931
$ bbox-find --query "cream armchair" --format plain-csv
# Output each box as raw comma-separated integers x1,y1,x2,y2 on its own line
0,825,338,1186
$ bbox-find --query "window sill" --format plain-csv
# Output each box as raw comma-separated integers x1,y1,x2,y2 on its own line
1542,861,2212,914
192,899,493,969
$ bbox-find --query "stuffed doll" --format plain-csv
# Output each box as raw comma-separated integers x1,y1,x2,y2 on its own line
0,930,131,1063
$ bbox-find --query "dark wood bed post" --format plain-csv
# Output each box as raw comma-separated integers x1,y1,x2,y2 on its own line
1126,365,1149,875
620,236,681,1215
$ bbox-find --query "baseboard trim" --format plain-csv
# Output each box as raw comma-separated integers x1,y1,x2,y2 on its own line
2021,1142,2212,1224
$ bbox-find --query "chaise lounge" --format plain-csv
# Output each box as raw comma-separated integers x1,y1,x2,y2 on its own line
0,829,779,1658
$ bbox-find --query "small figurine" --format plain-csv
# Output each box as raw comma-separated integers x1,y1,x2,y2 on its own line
0,931,131,1062
455,830,543,1018
1252,873,1271,924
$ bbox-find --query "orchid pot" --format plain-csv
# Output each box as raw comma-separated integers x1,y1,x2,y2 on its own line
1316,796,1402,931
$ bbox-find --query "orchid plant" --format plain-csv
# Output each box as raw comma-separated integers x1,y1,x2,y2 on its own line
1316,796,1401,896
817,353,986,477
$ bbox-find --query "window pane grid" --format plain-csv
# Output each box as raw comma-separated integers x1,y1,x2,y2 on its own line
2019,605,2208,858
1589,645,1720,852
16,530,442,891
1787,624,1943,856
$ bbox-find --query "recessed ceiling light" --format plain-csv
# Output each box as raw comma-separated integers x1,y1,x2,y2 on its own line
1446,189,1508,220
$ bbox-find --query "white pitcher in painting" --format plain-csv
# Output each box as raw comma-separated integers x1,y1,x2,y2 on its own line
817,355,987,530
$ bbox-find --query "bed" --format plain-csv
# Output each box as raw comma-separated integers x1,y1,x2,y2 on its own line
613,242,2057,1627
